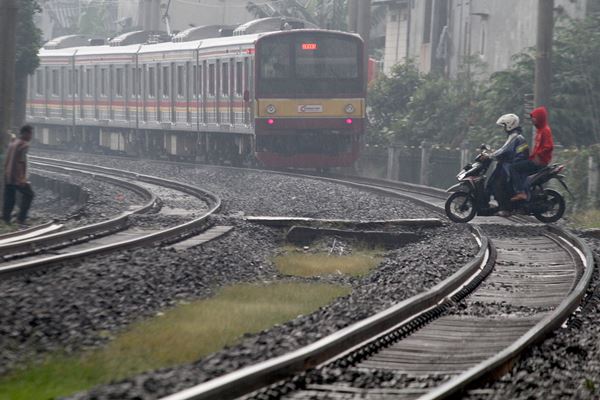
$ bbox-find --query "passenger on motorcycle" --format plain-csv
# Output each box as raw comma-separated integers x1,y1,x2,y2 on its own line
510,106,554,202
483,114,529,214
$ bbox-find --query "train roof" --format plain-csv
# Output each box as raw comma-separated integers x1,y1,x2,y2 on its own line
39,32,262,59
38,29,359,60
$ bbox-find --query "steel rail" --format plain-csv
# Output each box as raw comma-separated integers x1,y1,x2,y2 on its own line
0,159,221,278
149,170,592,400
421,225,594,400
0,163,158,259
28,153,593,400
159,226,492,400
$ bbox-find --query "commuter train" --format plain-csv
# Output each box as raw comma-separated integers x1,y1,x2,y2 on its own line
26,27,366,168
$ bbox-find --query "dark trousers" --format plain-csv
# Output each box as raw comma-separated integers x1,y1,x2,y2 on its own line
510,160,543,194
3,183,34,224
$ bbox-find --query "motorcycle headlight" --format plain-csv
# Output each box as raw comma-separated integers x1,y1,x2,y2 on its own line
457,171,467,180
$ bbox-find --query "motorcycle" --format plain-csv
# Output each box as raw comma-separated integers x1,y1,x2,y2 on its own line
444,145,571,223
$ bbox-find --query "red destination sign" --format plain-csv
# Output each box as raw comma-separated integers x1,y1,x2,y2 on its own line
301,43,318,50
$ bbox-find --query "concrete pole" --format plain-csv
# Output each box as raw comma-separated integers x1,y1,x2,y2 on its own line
588,156,598,200
420,140,432,186
0,0,18,153
347,0,358,32
534,0,554,108
357,0,371,92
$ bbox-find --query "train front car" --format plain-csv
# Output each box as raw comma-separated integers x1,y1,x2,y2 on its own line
254,30,365,169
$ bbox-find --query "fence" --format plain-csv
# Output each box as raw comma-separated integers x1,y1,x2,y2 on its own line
353,142,600,210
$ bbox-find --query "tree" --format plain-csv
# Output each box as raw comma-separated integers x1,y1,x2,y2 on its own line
246,0,347,31
13,0,43,128
367,62,420,144
367,15,600,149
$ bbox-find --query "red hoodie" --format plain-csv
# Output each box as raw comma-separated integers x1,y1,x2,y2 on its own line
529,106,554,166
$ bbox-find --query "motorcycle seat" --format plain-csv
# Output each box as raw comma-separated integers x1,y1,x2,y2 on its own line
528,166,551,179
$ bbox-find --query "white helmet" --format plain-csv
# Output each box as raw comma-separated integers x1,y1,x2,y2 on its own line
496,113,520,132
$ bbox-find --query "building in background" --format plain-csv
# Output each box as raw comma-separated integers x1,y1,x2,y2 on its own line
375,0,592,76
36,0,254,40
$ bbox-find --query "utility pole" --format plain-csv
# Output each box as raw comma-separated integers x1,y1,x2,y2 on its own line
0,0,18,154
356,0,371,90
347,0,358,32
534,0,554,108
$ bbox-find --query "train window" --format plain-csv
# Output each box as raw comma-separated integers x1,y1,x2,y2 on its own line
86,69,93,96
67,69,73,95
51,69,59,96
74,69,79,96
294,37,358,79
198,65,203,96
162,66,169,97
100,68,107,96
260,41,290,79
221,62,229,96
177,65,184,97
45,68,50,94
116,68,124,97
132,67,141,97
208,64,215,96
235,62,243,96
148,67,155,97
36,70,43,95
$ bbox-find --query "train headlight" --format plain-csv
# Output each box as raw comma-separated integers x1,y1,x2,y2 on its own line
345,104,355,114
266,104,277,114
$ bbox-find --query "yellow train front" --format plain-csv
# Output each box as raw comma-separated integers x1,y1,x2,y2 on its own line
253,30,365,169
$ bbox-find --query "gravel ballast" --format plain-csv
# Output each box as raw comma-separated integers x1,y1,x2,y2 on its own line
32,169,147,226
463,235,600,400
0,151,479,400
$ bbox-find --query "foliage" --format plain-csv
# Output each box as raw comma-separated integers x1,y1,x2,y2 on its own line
246,0,347,30
78,1,110,36
0,282,349,400
246,0,384,31
15,0,43,79
367,14,600,149
367,62,421,144
368,60,486,147
551,15,600,146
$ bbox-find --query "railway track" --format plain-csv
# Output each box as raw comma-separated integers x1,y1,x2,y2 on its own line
149,171,593,400
0,157,221,278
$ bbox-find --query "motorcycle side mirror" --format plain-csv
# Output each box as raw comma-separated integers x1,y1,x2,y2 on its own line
479,144,490,151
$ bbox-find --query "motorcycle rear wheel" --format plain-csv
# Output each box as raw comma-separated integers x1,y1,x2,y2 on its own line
533,189,565,223
445,191,477,223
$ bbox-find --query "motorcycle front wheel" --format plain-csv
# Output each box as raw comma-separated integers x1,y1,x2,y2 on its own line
445,191,477,223
533,189,565,223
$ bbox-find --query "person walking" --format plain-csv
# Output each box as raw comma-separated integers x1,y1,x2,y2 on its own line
3,125,35,226
510,106,554,201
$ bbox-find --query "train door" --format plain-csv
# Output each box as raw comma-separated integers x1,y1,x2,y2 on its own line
219,58,230,125
202,60,208,124
228,58,235,125
60,67,66,118
206,60,216,124
122,65,129,121
234,59,244,126
109,65,114,121
171,62,178,124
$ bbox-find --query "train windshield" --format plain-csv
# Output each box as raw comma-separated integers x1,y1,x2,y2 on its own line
257,33,363,97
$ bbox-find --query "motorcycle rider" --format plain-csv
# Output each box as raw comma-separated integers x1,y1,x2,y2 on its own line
483,114,529,215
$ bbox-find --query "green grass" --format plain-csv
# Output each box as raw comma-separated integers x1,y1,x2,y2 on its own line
0,222,16,235
273,248,383,277
0,282,350,400
570,208,600,229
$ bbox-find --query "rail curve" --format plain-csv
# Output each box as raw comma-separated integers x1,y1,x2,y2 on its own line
150,170,593,400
